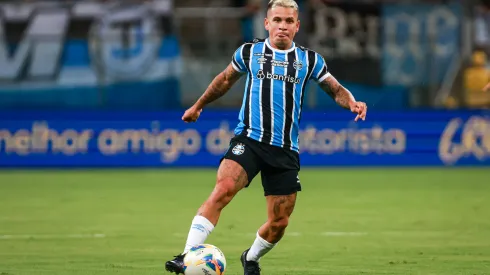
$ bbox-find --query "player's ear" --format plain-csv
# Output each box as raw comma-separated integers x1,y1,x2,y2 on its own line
265,17,270,31
296,19,300,33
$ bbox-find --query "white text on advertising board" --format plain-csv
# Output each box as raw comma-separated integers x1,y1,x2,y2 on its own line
0,121,406,163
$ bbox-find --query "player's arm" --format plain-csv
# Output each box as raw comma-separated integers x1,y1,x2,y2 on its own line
311,52,367,121
193,64,243,110
182,64,244,123
318,75,367,121
183,44,247,123
318,75,355,109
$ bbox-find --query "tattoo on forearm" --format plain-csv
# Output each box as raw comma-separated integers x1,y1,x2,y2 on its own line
197,66,242,107
320,77,355,109
334,88,353,109
204,74,229,102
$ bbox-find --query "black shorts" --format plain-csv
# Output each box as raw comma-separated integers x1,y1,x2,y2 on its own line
220,134,301,196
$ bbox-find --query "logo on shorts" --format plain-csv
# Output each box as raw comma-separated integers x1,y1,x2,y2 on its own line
232,143,245,155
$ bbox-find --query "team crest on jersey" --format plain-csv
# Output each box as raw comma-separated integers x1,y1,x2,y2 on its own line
293,60,303,70
232,143,245,155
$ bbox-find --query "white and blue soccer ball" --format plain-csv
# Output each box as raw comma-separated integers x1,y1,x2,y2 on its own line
184,244,227,275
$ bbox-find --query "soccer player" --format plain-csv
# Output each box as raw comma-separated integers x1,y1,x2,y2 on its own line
165,0,367,274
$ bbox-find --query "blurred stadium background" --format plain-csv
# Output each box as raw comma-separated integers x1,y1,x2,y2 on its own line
1,0,489,274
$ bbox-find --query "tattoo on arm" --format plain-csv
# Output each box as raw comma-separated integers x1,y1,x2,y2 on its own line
195,65,243,108
319,76,355,110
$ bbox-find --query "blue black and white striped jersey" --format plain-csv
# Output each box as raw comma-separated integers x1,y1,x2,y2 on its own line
231,38,331,152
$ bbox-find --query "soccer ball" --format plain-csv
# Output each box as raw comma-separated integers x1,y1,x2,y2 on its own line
183,244,226,275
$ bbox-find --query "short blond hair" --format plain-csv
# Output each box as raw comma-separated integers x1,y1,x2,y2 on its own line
267,0,299,12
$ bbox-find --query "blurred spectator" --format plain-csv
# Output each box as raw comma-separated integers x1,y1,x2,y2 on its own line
475,1,490,53
295,0,309,46
464,51,490,108
231,0,260,42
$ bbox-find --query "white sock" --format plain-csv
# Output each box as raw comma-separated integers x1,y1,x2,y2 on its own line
246,232,276,262
183,216,215,254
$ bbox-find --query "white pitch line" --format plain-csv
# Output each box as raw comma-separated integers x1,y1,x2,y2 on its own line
173,232,367,238
321,232,368,236
0,233,106,240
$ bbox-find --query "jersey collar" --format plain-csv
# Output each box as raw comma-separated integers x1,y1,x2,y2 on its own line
265,38,296,53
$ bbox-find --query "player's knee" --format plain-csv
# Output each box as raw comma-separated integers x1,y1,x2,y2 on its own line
270,217,289,232
210,178,237,206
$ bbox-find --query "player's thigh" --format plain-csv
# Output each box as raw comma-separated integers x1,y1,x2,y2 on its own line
261,167,301,197
220,137,261,188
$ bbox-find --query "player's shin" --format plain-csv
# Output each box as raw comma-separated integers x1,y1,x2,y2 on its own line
183,215,215,254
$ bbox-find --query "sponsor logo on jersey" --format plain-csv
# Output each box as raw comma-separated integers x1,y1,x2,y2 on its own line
256,70,301,84
271,60,289,67
257,57,267,64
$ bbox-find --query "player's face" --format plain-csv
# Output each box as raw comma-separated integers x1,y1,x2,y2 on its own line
265,6,300,50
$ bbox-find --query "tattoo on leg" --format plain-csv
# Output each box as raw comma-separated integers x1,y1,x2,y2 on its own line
271,194,297,219
272,196,288,218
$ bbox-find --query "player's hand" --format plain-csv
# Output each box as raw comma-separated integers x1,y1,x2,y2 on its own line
182,106,202,123
349,101,367,122
483,83,490,92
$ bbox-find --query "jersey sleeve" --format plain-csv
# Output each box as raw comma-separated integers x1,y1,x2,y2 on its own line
311,52,331,83
231,45,247,73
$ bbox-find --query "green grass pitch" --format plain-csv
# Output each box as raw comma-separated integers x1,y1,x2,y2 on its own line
1,168,489,274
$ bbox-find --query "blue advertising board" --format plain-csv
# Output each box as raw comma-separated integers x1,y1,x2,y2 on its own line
382,3,461,87
1,110,489,167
